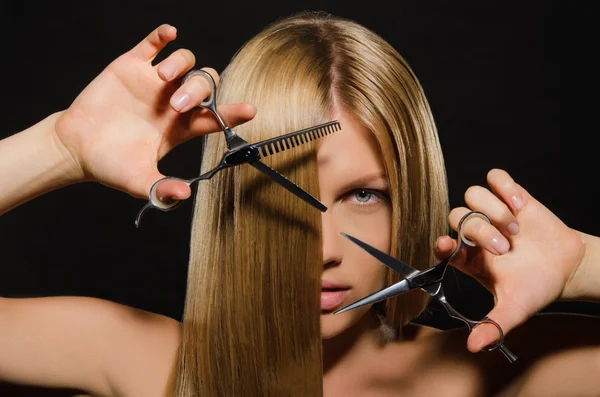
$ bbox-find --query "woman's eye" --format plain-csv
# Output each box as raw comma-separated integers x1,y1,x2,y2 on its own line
355,189,375,203
343,189,389,206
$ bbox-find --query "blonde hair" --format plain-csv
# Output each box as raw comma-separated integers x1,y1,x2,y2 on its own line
174,11,448,396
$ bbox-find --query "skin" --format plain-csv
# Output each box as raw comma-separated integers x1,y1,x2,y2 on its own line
318,111,391,340
1,25,599,396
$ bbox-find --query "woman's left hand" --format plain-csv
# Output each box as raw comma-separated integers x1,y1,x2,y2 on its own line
435,168,587,353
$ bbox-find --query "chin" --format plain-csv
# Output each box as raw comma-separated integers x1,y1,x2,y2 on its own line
320,312,347,339
320,306,371,339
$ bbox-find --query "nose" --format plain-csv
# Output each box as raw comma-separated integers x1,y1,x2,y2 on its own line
322,210,343,269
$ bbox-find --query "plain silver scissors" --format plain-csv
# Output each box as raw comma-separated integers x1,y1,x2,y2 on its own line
334,211,518,363
135,69,341,227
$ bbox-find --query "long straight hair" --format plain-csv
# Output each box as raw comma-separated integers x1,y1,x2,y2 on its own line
174,11,448,396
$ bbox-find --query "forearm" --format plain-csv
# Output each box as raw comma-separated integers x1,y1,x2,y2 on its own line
0,112,82,215
562,231,600,302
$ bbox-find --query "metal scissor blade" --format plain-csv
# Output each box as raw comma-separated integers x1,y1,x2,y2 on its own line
249,161,327,212
334,279,412,314
341,233,420,278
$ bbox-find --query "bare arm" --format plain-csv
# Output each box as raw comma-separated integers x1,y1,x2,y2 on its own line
0,296,180,395
0,25,254,393
0,112,79,215
0,24,255,217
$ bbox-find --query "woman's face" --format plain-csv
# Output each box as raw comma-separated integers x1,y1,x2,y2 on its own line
317,112,392,339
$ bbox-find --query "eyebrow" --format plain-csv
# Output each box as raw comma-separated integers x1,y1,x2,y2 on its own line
336,172,389,194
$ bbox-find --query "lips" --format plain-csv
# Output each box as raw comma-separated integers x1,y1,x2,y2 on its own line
321,280,350,311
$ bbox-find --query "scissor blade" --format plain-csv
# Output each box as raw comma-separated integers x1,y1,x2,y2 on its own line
341,233,420,278
253,121,341,158
334,279,412,314
249,161,327,212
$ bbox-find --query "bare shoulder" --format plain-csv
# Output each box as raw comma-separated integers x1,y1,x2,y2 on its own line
496,312,600,366
367,315,600,397
496,345,600,397
494,313,600,397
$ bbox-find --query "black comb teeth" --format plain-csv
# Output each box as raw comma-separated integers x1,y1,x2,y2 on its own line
254,121,341,158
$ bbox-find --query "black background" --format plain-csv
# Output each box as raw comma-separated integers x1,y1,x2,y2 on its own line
1,0,598,394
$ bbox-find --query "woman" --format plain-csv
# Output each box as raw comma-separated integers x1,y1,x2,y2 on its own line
1,12,598,396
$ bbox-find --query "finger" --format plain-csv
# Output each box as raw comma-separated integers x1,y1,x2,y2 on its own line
467,303,527,353
433,235,457,260
130,24,177,63
464,185,520,237
159,103,257,156
169,67,219,113
434,235,469,270
449,207,510,255
156,48,196,82
486,169,527,214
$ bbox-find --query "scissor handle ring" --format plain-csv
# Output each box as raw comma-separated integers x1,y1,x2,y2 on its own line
183,69,230,133
148,176,187,211
134,176,187,228
458,211,492,247
474,317,519,363
474,316,505,352
182,69,216,108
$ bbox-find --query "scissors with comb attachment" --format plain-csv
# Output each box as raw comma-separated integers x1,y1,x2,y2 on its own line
334,211,518,363
135,69,341,227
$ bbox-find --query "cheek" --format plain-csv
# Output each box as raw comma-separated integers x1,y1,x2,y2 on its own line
332,204,392,254
333,204,392,289
357,251,388,291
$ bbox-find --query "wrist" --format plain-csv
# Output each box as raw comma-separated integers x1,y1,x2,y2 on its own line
561,231,599,301
0,111,85,215
47,111,86,185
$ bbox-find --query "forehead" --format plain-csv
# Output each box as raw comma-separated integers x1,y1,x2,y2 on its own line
317,113,385,174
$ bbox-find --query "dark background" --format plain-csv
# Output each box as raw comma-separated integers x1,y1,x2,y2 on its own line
1,0,597,395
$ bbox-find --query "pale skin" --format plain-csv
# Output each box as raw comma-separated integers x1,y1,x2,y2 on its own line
1,25,599,396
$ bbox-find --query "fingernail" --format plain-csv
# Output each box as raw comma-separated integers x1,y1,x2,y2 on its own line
511,195,524,211
492,236,509,255
160,63,177,81
170,92,190,112
507,222,520,235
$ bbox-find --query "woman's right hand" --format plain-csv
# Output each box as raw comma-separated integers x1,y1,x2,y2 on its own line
53,24,256,202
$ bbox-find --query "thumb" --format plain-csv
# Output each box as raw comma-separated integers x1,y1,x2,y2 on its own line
153,177,192,204
130,170,192,203
467,303,526,353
